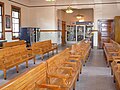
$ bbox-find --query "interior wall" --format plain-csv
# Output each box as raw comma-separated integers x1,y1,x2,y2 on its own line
0,0,30,42
1,0,120,46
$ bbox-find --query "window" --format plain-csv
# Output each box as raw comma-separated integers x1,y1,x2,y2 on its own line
11,6,21,39
0,2,4,39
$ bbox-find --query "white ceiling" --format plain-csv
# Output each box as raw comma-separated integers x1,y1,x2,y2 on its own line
12,0,120,6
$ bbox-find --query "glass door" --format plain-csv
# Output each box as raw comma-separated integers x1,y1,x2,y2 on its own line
76,25,85,41
67,25,76,42
66,25,86,43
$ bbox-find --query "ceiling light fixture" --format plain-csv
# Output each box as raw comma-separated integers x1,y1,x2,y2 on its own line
76,15,84,19
66,0,73,14
66,6,73,13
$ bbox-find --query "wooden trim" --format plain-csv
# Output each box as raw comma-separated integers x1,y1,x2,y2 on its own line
0,1,5,40
40,30,61,32
8,0,120,7
5,30,12,32
11,5,21,10
12,38,20,40
8,0,28,7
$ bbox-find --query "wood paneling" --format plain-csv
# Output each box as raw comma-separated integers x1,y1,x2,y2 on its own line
114,16,120,44
98,19,114,48
62,21,66,45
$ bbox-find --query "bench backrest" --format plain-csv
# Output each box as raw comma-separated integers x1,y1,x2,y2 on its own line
3,40,26,48
31,40,52,50
0,44,28,70
46,48,70,75
0,62,47,90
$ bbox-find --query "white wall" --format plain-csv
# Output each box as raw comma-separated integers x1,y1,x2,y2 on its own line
0,0,30,42
29,7,56,29
2,0,120,45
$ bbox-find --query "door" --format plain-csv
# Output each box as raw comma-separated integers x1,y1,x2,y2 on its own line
67,25,76,42
66,25,86,43
76,25,86,41
62,21,66,45
98,19,114,48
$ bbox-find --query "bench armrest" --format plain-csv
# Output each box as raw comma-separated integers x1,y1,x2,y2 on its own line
59,67,74,71
113,56,120,60
63,62,76,66
69,55,80,58
109,52,119,54
36,83,61,89
59,67,74,76
48,74,69,79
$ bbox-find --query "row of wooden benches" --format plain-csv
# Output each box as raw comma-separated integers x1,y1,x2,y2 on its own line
103,40,120,90
2,40,58,60
0,40,91,90
104,39,120,67
111,56,120,90
0,40,58,79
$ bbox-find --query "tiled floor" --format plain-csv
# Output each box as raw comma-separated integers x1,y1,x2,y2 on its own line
76,49,116,90
0,45,116,90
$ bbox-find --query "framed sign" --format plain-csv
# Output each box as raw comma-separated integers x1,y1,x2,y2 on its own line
5,15,11,29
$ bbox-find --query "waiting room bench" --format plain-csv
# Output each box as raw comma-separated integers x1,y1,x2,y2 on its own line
113,64,120,90
103,41,120,67
111,56,120,90
0,44,35,79
70,40,91,65
2,40,25,48
0,48,82,90
31,40,58,60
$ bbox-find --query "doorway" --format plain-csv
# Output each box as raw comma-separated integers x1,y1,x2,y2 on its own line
66,25,86,43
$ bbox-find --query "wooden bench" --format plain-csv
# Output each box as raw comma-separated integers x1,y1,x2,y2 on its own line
0,47,82,90
103,40,120,67
111,56,120,75
0,44,35,79
43,48,81,90
70,40,91,65
31,40,58,60
0,62,47,90
114,64,120,90
2,40,26,48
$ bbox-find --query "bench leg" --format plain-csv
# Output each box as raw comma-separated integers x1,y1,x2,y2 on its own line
52,50,54,55
41,54,44,60
111,68,113,75
26,61,28,68
107,61,110,67
16,65,19,73
77,74,79,81
114,75,116,83
3,69,7,80
56,49,58,53
48,53,49,57
80,67,82,74
73,81,76,90
33,57,36,64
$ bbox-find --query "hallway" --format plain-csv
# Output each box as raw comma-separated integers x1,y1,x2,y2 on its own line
76,49,116,90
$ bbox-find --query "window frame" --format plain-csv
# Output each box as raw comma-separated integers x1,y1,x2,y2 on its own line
0,2,5,40
11,5,21,40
